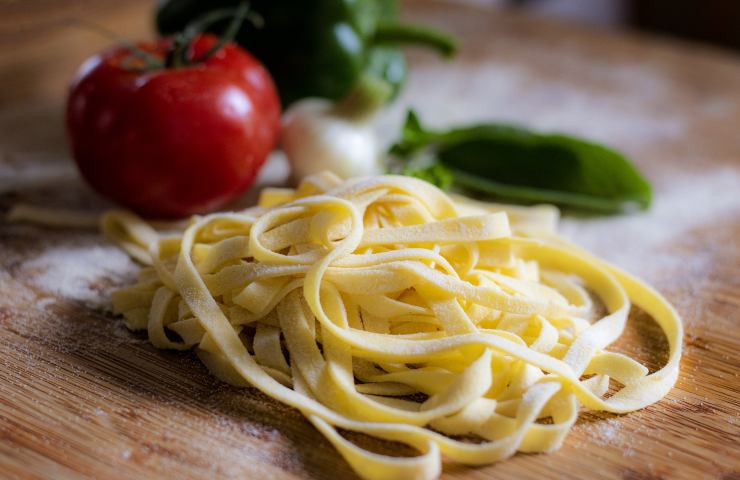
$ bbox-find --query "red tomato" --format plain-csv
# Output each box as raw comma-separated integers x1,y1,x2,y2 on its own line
67,34,281,218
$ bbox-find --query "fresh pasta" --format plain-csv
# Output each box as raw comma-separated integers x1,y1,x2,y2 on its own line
104,173,682,480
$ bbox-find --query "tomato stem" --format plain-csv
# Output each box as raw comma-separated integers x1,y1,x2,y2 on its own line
197,3,252,62
165,2,261,69
67,18,163,71
70,3,260,73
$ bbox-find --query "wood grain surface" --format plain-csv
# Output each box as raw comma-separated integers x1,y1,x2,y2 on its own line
1,1,739,479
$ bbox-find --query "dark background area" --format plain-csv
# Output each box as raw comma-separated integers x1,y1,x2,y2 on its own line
628,0,740,51
506,0,740,51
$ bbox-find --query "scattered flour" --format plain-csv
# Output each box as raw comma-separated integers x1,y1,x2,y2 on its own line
21,243,138,309
559,165,740,277
377,61,687,148
0,160,79,194
33,297,57,310
574,417,646,458
584,418,622,447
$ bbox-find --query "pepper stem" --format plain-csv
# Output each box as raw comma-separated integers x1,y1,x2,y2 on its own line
332,76,393,121
373,22,458,57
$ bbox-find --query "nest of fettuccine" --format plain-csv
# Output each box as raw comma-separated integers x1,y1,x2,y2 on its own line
105,173,681,480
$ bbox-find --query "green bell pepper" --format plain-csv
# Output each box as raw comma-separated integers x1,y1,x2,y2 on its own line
155,0,457,106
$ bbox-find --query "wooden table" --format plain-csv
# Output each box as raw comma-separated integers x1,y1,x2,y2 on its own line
1,1,739,479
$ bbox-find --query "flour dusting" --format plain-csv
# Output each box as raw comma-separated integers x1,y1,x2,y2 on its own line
560,166,740,276
585,418,621,446
21,244,137,309
0,160,79,194
378,61,687,148
573,416,645,458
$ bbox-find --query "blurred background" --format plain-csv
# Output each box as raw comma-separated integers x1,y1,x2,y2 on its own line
2,0,740,111
3,0,740,107
462,0,740,51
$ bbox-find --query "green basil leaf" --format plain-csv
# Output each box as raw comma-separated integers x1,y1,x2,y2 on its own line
437,133,652,213
392,109,652,213
401,163,454,190
389,109,428,157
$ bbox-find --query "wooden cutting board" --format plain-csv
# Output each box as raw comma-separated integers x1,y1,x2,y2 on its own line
1,1,739,479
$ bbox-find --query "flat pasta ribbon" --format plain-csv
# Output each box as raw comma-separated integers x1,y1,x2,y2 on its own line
105,172,682,480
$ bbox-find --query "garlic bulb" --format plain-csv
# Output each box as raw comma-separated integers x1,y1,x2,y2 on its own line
281,99,382,180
